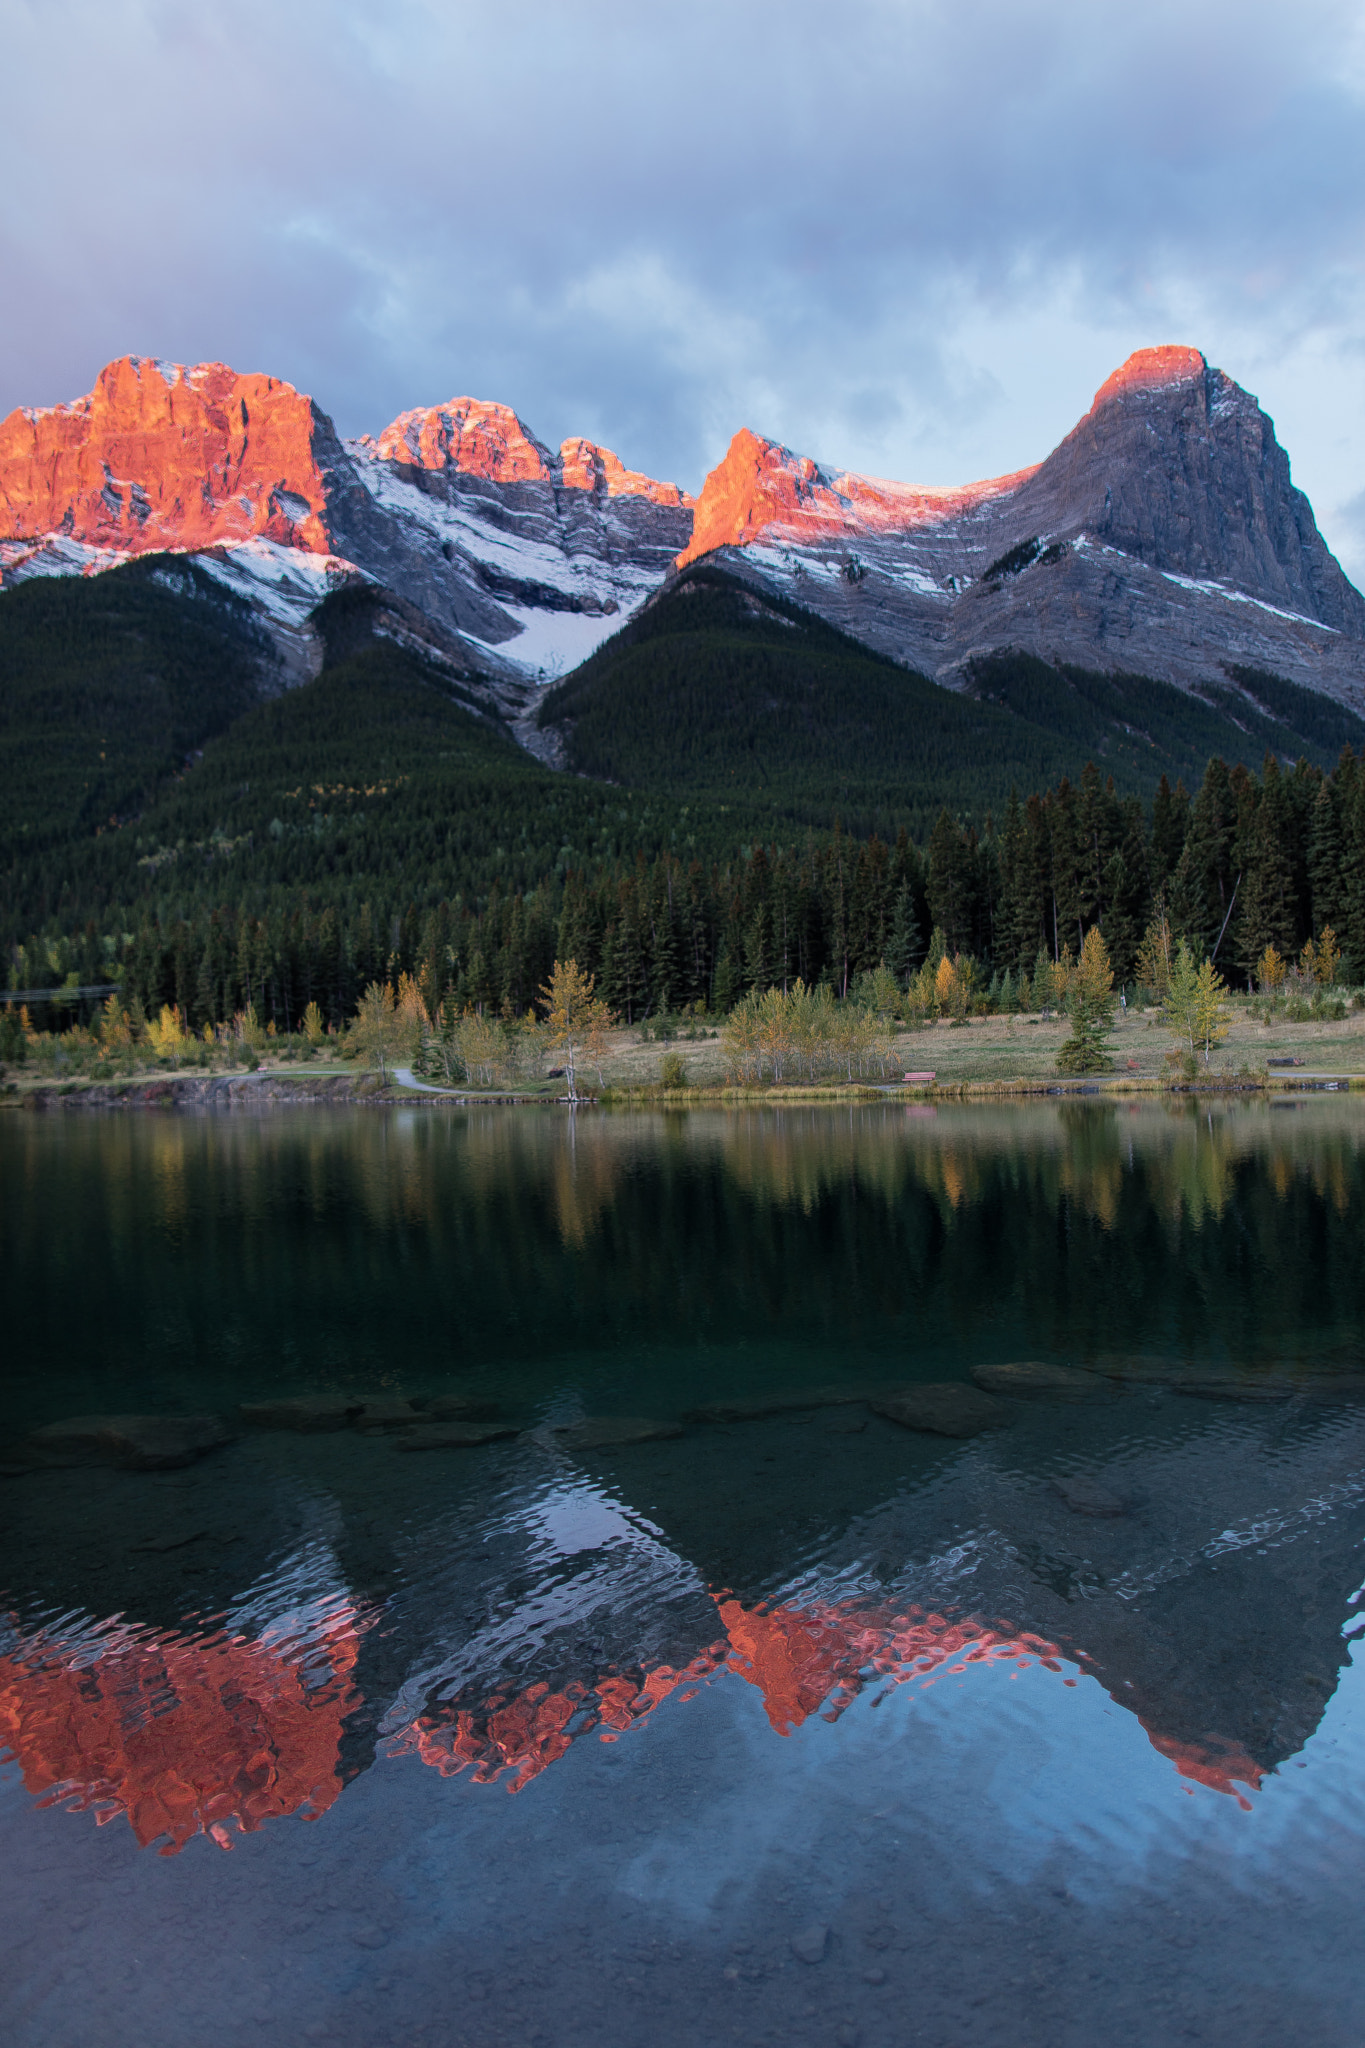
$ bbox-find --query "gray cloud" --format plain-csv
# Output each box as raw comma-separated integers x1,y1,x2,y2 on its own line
4,0,1365,570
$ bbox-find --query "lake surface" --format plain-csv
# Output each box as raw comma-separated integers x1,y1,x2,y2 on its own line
3,1097,1365,2046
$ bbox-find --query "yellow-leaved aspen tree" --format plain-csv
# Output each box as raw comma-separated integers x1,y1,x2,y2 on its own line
1193,958,1231,1065
1256,945,1286,994
353,981,399,1084
537,959,615,1102
1163,943,1201,1064
1057,926,1116,1074
1313,926,1342,985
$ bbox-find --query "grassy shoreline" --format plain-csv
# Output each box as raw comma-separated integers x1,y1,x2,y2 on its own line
7,1067,1365,1113
7,1000,1365,1110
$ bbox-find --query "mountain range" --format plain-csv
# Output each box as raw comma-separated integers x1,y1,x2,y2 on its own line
3,344,1363,724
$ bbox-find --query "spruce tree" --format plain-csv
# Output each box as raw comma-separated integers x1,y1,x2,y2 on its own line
886,882,924,986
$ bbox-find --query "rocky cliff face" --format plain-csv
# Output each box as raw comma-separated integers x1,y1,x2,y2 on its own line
3,346,1362,717
681,348,1365,704
0,359,696,712
0,356,341,555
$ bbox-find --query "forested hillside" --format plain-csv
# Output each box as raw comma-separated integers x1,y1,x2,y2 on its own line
16,745,1361,1036
6,558,1365,1032
538,568,1364,827
0,557,271,878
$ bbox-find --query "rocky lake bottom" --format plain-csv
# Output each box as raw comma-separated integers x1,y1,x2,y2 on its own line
3,1098,1365,2046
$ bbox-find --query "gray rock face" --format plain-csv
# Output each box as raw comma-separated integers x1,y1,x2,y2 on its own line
325,439,693,715
702,354,1365,707
7,346,1361,730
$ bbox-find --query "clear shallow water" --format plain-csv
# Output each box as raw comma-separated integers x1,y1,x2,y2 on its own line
3,1098,1365,2045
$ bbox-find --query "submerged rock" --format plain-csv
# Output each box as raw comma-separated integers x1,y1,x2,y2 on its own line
819,1409,869,1434
790,1924,829,1964
1177,1374,1365,1403
553,1417,685,1450
871,1385,1010,1439
971,1360,1101,1399
353,1399,423,1432
1093,1356,1365,1402
239,1397,363,1432
128,1527,210,1553
686,1383,907,1424
424,1394,503,1422
395,1422,520,1452
25,1414,234,1471
1053,1474,1129,1517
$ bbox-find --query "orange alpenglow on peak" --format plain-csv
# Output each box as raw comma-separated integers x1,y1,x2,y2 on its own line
363,399,692,504
557,436,693,507
1089,346,1208,414
676,426,1039,567
0,355,334,554
367,397,555,483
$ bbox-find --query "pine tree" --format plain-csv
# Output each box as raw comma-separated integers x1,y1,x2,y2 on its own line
1309,779,1346,939
886,882,924,986
926,810,974,955
1149,775,1190,900
1171,758,1237,958
1234,756,1296,981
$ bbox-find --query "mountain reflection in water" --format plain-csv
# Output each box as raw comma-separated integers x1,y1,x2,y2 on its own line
0,1591,364,1851
3,1100,1365,2046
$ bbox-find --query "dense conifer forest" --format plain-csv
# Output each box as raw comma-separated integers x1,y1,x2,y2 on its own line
538,568,1365,821
5,557,1365,1031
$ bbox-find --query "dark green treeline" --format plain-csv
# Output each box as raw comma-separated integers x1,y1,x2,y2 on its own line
35,744,1361,1032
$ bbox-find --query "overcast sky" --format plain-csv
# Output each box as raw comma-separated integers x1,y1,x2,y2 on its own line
6,0,1365,576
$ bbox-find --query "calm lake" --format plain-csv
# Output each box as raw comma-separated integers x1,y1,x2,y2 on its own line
3,1098,1365,2046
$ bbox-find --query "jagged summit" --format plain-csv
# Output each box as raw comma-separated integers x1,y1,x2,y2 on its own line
676,425,1037,567
1,345,1362,712
1088,343,1208,412
0,357,696,704
675,346,1365,703
361,395,692,508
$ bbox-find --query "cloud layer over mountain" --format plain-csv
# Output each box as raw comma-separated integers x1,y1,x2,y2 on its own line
6,0,1365,575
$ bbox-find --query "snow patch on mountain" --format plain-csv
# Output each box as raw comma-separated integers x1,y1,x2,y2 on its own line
344,438,680,674
1158,569,1342,633
0,534,133,583
468,604,630,680
194,537,364,627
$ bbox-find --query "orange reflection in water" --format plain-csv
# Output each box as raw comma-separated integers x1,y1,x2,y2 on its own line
391,1600,1074,1793
1,1595,1267,1848
717,1597,1064,1735
0,1601,365,1855
391,1648,733,1793
1141,1722,1263,1806
393,1597,1266,1807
